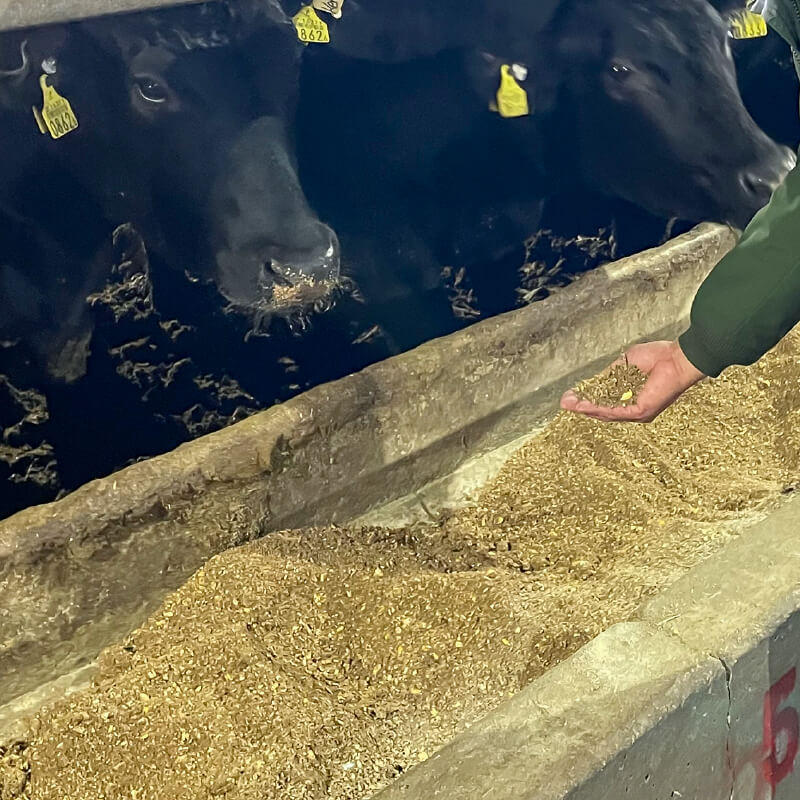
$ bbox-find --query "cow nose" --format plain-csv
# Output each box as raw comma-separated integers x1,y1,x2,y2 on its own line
271,222,341,286
739,169,786,209
739,146,796,201
738,171,771,205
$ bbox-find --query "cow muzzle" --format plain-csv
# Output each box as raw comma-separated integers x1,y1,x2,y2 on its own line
719,144,796,230
215,222,341,314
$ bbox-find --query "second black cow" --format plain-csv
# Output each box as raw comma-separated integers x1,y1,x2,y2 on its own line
295,0,794,348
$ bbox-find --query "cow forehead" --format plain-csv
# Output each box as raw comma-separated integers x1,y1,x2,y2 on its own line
85,3,236,62
603,0,728,50
130,44,177,75
133,0,290,51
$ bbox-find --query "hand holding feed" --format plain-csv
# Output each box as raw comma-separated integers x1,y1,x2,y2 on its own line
560,340,707,423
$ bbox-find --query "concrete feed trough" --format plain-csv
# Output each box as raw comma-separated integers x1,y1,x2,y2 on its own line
0,0,206,31
6,222,800,798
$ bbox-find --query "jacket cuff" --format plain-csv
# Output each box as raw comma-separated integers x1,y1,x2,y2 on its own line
678,326,728,378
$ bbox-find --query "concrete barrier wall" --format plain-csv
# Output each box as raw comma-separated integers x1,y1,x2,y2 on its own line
0,223,736,723
372,496,800,800
0,0,206,31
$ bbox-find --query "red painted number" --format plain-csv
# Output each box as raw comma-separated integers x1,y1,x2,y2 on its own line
732,668,799,799
762,668,799,789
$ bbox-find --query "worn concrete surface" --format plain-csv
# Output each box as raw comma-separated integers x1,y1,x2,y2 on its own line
372,622,729,800
640,498,800,800
0,662,96,743
639,498,800,659
0,0,205,31
353,430,540,528
564,671,731,800
0,223,736,728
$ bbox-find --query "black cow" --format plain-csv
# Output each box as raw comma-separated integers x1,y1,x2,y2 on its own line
295,0,794,348
549,0,794,226
84,4,340,318
0,3,340,385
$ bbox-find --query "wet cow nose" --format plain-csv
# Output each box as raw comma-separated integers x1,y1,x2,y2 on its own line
270,222,341,286
738,171,771,205
739,146,796,202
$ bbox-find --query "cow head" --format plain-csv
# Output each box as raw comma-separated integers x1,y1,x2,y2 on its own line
84,3,340,325
543,0,794,228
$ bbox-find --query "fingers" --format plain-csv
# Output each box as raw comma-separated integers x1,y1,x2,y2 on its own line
622,340,676,373
559,341,681,424
559,390,580,411
559,390,657,423
580,403,656,423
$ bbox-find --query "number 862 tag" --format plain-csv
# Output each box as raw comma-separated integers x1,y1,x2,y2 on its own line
33,75,80,140
293,6,331,44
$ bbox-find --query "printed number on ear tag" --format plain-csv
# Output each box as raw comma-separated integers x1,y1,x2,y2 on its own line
729,9,767,39
34,74,79,140
495,64,529,119
293,6,331,43
313,0,344,19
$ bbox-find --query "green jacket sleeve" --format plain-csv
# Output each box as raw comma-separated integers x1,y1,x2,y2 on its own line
679,156,800,377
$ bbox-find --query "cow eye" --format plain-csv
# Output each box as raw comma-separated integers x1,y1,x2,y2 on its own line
134,77,169,104
608,62,634,80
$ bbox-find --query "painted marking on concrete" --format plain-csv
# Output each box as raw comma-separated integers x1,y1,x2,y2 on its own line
733,668,799,799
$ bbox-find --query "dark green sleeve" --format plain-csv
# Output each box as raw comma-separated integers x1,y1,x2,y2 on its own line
679,157,800,377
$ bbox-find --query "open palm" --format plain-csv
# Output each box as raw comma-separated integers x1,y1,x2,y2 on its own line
560,340,707,423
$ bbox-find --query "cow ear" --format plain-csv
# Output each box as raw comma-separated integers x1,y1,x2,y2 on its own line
0,38,31,109
466,51,506,101
0,27,69,109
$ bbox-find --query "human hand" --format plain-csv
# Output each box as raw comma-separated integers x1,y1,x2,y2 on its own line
559,340,707,423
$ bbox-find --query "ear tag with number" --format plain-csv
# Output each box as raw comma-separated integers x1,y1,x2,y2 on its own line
729,9,768,39
293,6,331,43
495,64,529,119
34,75,79,140
313,0,344,19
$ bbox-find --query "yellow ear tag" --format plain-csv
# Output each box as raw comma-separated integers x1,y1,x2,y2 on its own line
729,9,767,39
35,75,79,140
495,64,529,119
313,0,344,19
293,6,331,43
